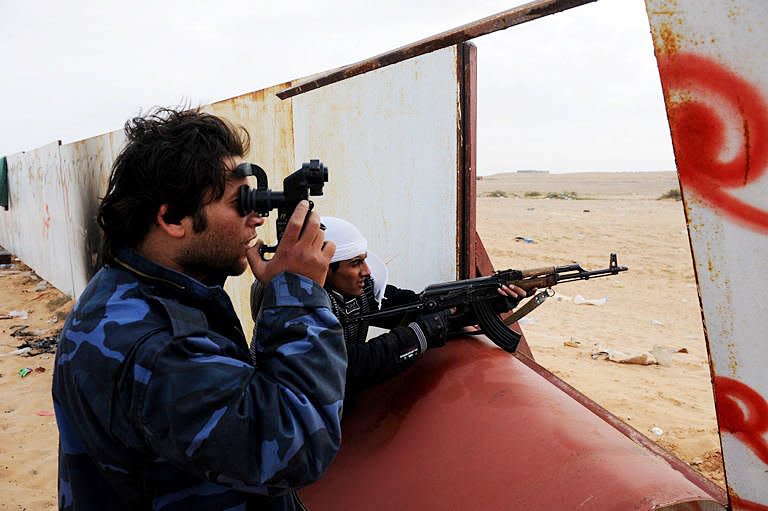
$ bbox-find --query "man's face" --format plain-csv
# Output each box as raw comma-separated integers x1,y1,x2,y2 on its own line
325,253,371,298
177,157,264,283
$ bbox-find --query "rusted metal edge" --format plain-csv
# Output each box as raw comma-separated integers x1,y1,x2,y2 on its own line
473,232,535,359
473,231,496,277
457,42,478,280
513,350,727,504
276,0,598,99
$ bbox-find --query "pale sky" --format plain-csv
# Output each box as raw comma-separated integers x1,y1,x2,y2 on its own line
1,0,675,175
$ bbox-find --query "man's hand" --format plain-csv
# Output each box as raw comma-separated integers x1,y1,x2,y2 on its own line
492,283,528,312
408,310,450,351
247,201,335,286
498,284,527,300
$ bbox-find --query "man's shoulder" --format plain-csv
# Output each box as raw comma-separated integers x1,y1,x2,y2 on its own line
74,266,166,321
61,266,184,355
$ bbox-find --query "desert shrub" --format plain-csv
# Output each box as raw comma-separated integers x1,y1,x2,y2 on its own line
524,191,542,197
545,191,579,200
486,190,508,198
658,188,682,200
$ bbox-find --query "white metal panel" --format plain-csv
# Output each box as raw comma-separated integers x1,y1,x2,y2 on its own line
0,142,73,292
0,133,123,298
58,131,125,297
0,48,461,336
0,152,25,263
207,86,296,336
291,46,460,291
645,1,768,508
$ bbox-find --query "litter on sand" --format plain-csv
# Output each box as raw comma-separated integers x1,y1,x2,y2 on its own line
591,344,684,366
0,310,29,320
651,346,674,366
514,236,536,244
591,344,658,365
0,347,32,357
574,295,607,306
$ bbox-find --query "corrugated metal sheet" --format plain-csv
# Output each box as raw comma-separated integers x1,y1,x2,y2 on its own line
645,1,768,508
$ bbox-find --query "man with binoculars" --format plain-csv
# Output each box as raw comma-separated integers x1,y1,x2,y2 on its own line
52,107,345,511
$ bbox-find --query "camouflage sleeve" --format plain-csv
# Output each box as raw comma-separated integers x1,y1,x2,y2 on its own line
134,272,346,495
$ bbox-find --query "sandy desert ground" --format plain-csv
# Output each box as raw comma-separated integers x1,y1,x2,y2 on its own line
476,171,723,486
0,170,724,509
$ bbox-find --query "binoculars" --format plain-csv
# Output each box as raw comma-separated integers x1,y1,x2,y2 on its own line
235,159,328,257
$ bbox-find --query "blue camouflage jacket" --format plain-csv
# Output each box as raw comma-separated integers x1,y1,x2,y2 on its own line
52,249,346,510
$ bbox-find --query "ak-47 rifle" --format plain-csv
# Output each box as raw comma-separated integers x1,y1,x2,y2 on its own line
345,253,628,354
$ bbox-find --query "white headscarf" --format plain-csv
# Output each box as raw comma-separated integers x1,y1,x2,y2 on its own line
321,216,388,304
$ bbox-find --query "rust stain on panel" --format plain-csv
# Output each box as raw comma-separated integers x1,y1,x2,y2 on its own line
209,84,296,334
659,23,682,55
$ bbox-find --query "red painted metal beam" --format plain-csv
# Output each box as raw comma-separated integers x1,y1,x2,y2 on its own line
301,337,725,510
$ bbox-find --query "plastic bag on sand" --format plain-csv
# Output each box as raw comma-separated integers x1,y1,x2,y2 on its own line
591,344,657,365
574,295,607,306
651,346,674,366
0,347,31,357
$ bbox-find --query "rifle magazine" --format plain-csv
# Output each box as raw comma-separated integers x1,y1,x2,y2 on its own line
471,301,521,353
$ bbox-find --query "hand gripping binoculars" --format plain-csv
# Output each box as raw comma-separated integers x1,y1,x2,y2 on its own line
235,159,328,258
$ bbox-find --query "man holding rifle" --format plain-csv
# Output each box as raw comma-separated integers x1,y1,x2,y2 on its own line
252,216,526,402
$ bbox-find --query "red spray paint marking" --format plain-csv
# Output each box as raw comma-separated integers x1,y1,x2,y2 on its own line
715,376,768,464
42,204,51,239
714,376,768,510
657,53,768,233
731,495,768,511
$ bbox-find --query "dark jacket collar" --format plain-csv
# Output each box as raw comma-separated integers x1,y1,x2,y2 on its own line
112,248,227,306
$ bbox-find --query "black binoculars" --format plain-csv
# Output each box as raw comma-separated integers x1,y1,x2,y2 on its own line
235,159,328,257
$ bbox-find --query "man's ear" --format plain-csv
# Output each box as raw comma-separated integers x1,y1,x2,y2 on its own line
155,204,186,239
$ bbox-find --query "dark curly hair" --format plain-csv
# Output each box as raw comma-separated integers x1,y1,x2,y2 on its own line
97,107,250,264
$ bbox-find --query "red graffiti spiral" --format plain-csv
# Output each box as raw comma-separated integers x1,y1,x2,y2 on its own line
715,375,768,464
657,52,768,232
714,376,768,510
